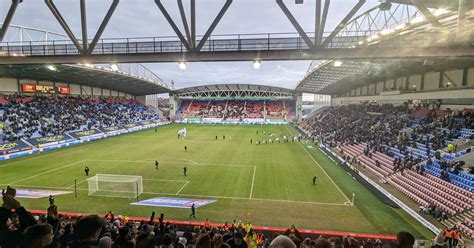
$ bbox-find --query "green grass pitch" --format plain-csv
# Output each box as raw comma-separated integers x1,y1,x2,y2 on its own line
0,124,432,238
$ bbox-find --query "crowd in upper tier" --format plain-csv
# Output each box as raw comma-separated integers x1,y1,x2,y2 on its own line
178,100,293,120
0,95,158,143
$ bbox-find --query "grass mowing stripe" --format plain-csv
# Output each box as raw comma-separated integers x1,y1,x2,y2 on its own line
0,125,430,235
285,125,351,203
8,159,86,185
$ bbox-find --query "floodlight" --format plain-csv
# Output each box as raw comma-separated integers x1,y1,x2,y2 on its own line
333,61,343,67
111,63,119,71
253,60,261,69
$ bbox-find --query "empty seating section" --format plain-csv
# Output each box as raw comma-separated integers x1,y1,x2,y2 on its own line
459,219,474,238
340,144,364,158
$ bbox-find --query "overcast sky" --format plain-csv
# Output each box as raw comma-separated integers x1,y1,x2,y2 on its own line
2,0,381,89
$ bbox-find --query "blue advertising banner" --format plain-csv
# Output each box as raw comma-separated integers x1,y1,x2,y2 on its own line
28,134,74,146
15,188,73,199
68,129,104,139
0,140,32,154
131,197,216,209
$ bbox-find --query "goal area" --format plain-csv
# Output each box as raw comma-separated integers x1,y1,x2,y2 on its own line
86,174,143,198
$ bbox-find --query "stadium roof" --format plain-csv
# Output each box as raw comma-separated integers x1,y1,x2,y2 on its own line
0,64,171,96
173,84,294,95
296,6,474,95
389,0,460,10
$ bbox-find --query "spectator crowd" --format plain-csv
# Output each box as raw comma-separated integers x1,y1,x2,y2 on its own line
0,95,158,143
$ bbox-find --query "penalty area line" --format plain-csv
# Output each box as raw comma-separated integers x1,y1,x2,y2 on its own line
0,183,351,207
8,159,87,186
175,181,190,195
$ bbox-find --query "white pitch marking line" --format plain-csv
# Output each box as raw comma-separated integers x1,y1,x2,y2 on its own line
67,178,88,189
0,183,351,207
86,159,254,168
0,146,84,168
144,179,188,183
175,181,190,195
67,178,188,189
8,159,86,186
250,166,256,199
285,125,351,204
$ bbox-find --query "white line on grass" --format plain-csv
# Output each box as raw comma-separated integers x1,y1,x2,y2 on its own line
285,126,351,204
144,179,188,183
87,159,200,165
8,160,86,186
86,159,254,168
67,178,88,189
0,183,350,206
175,181,190,195
249,166,256,199
0,146,84,168
67,177,189,189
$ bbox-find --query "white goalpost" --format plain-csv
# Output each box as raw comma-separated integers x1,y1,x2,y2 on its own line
86,174,143,198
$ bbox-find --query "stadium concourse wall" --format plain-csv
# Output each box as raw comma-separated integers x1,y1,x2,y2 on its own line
332,88,474,109
0,77,134,98
0,120,170,161
295,126,441,235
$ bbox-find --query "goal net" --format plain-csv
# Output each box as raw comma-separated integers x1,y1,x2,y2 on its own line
87,174,143,198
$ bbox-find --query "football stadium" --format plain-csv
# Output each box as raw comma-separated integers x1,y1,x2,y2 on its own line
0,0,473,247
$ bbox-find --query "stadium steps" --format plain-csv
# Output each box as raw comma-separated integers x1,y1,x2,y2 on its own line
442,209,474,240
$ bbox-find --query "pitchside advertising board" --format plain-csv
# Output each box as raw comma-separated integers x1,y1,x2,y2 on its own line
124,123,142,130
27,134,74,147
21,84,70,94
0,140,32,155
138,120,154,127
99,126,127,134
68,129,105,139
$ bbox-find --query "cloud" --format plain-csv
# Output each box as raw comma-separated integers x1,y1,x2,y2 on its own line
0,0,380,90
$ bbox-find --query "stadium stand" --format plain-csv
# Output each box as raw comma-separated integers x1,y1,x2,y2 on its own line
300,104,474,238
178,100,294,121
0,95,158,143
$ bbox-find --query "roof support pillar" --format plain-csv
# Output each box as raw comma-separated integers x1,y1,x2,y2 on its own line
276,0,314,49
410,0,442,27
196,0,233,52
322,0,365,47
0,0,21,42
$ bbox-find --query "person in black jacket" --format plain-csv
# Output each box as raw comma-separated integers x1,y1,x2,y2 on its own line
0,192,37,248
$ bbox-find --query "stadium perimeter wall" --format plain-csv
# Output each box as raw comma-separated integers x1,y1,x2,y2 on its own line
341,68,474,98
0,77,134,98
331,88,474,108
